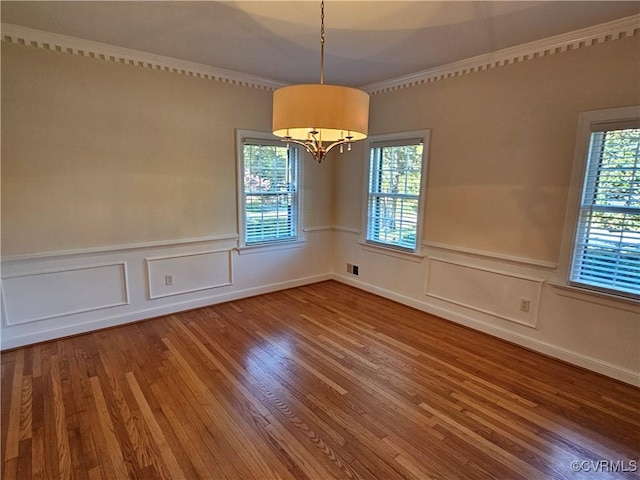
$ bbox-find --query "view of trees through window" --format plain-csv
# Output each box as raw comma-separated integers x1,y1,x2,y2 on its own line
588,129,640,230
367,143,423,250
572,127,640,296
243,143,297,245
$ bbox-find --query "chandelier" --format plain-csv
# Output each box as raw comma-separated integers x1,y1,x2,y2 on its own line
272,0,370,163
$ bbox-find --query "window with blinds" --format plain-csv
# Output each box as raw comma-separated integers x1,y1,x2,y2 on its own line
241,136,298,246
366,134,428,252
570,123,640,298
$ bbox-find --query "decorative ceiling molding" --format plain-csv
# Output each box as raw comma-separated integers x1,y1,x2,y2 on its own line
360,14,640,95
2,14,639,94
0,23,287,91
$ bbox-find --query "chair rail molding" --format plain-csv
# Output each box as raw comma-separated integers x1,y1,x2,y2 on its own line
1,234,239,263
1,234,333,350
422,241,558,270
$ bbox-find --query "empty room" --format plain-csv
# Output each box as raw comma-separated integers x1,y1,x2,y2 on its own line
1,1,639,479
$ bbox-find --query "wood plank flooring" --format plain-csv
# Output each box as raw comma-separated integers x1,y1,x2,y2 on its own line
1,280,639,479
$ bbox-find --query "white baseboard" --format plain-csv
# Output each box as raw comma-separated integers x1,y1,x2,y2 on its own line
4,259,636,387
1,273,331,350
332,273,639,387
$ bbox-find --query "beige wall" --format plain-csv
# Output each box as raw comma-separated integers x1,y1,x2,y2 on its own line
331,34,640,385
1,42,333,255
6,35,637,260
1,40,336,350
334,35,640,263
2,33,638,383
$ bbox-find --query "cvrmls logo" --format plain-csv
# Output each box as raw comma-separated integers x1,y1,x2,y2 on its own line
570,460,638,473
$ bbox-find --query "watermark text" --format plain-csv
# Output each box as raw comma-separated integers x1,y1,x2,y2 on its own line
571,460,637,473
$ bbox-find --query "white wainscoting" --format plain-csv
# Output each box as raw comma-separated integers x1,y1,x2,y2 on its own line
3,228,637,386
2,262,129,326
331,228,640,386
146,250,232,299
1,231,333,350
425,258,543,328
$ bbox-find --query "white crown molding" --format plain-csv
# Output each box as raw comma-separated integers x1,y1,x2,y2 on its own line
361,14,640,94
2,14,639,95
0,23,287,91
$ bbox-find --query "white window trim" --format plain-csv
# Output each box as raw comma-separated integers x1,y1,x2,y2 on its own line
235,240,306,255
236,129,303,251
558,105,640,302
361,129,430,255
357,240,425,262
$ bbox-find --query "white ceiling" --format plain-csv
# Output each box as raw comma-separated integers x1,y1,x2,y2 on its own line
2,1,638,87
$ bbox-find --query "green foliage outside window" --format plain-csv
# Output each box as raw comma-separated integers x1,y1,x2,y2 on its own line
368,143,423,250
590,128,640,232
243,143,297,244
572,127,639,297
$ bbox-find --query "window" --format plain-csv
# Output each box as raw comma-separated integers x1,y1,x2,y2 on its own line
237,131,300,247
569,109,640,299
364,131,429,252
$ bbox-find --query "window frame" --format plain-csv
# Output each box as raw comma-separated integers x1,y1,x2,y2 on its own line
361,130,430,255
236,129,302,250
559,106,640,301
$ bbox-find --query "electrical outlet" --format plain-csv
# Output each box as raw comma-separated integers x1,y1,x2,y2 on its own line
520,298,530,313
347,263,353,274
165,275,174,286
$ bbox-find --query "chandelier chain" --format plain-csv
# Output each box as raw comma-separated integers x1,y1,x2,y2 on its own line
320,0,325,84
272,0,369,163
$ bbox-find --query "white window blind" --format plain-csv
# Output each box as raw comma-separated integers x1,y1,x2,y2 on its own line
242,138,298,245
570,124,640,298
366,138,425,251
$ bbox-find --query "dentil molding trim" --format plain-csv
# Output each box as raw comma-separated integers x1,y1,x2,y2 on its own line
361,14,640,94
2,14,639,94
1,23,287,91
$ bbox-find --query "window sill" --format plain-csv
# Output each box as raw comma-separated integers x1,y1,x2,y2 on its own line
358,241,425,263
236,240,306,255
547,280,639,313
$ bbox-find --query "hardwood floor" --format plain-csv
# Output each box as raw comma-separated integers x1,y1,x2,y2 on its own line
1,280,638,479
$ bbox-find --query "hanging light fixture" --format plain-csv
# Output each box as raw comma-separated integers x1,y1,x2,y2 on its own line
272,0,370,163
